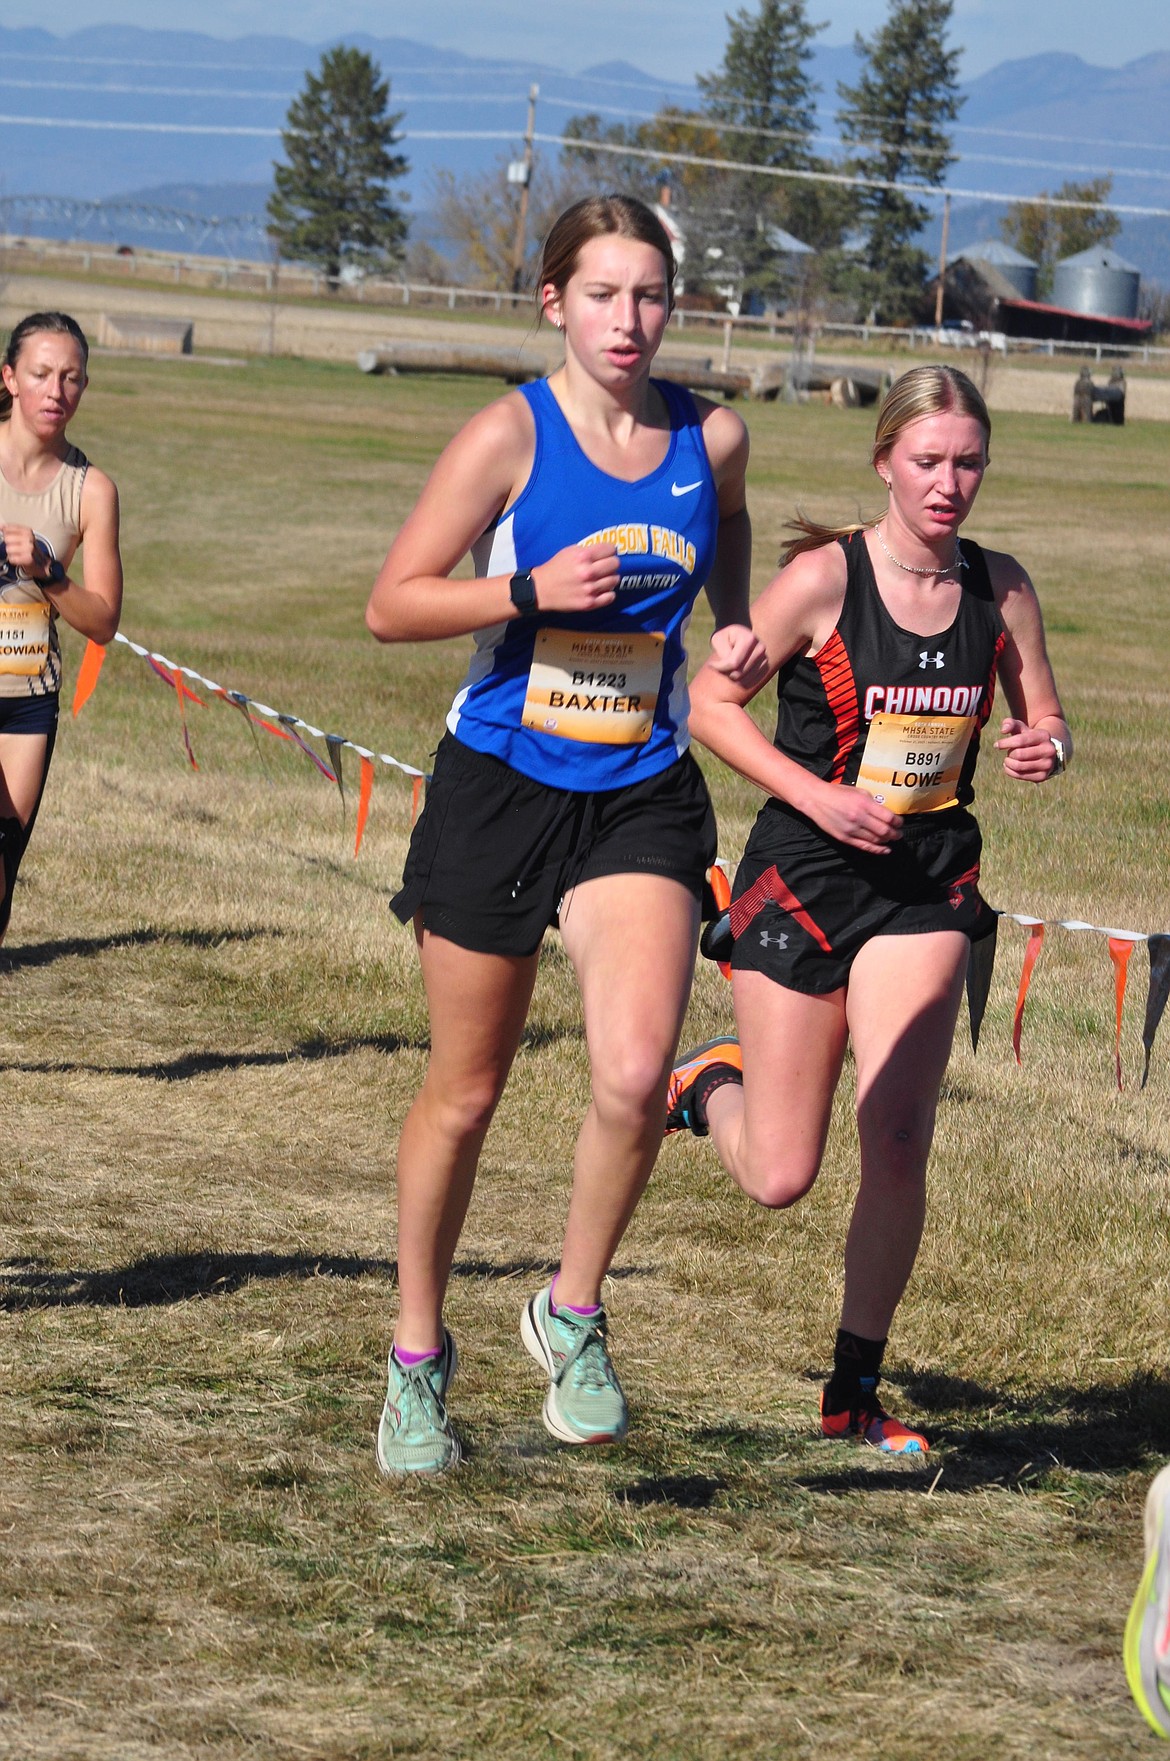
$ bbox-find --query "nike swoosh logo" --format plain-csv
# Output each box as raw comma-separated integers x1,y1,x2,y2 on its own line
671,480,702,497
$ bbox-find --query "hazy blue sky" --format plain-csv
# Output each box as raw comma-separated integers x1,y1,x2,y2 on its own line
4,0,1168,84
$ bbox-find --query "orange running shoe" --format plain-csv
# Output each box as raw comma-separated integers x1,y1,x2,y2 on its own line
664,1037,743,1137
820,1380,929,1454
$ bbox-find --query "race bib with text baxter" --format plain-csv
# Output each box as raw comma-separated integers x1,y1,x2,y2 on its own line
522,628,664,745
855,711,976,814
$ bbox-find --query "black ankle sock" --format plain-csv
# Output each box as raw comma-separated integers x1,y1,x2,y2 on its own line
823,1327,887,1411
691,1061,743,1129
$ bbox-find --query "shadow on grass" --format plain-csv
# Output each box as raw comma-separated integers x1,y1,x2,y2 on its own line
616,1473,729,1508
0,1252,649,1311
792,1368,1170,1488
0,1033,430,1080
0,925,284,973
1,1021,583,1078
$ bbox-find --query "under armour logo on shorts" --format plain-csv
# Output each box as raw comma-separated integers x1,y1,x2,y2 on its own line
759,929,789,949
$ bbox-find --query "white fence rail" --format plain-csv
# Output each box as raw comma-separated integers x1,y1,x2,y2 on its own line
3,234,1167,366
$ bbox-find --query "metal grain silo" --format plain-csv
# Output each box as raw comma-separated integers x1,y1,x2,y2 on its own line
1052,247,1140,318
954,239,1038,300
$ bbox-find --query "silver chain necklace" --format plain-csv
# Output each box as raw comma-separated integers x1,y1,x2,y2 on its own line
874,521,966,577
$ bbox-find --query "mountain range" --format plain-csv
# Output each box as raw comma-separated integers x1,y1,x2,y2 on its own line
1,25,1168,284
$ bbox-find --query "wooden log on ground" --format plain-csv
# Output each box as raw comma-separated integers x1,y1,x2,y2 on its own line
654,361,749,399
357,342,550,382
785,360,892,406
98,313,193,354
358,342,788,401
656,358,788,400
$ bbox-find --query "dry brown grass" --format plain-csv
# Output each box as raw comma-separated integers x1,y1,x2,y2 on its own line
1,355,1167,1758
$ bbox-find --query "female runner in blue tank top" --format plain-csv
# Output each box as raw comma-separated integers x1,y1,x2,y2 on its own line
668,366,1071,1454
365,195,766,1476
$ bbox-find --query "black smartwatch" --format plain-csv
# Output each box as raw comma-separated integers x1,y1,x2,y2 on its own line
509,568,538,617
33,538,65,586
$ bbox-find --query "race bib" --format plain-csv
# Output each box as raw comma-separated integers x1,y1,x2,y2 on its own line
0,601,51,677
855,712,975,814
522,628,664,745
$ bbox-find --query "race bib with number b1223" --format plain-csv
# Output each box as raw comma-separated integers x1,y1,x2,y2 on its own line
855,711,975,814
522,627,664,745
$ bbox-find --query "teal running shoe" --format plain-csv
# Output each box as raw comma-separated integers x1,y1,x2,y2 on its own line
375,1331,460,1477
1125,1462,1170,1738
521,1284,628,1446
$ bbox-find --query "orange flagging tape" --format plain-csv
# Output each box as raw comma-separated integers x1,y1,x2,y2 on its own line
707,863,732,980
172,664,198,769
1012,922,1045,1065
355,756,374,857
71,639,106,717
1108,936,1135,1090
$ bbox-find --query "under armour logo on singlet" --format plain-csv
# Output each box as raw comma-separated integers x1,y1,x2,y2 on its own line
919,650,945,670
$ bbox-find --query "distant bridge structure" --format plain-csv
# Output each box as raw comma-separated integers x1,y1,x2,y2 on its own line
0,194,269,260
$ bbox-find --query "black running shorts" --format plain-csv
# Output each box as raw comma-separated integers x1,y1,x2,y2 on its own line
729,801,993,996
391,734,717,957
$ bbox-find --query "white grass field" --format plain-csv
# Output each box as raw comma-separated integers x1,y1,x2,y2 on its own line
1,350,1168,1759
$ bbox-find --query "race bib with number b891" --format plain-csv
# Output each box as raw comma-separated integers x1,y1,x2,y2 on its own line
855,711,976,814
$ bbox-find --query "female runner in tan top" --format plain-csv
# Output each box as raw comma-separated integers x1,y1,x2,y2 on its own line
0,312,122,939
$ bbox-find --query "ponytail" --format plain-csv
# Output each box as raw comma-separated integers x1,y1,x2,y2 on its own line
780,512,876,570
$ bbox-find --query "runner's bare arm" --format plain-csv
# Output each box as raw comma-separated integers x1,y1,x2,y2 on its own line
690,543,902,853
695,400,767,687
33,467,122,644
366,395,619,643
988,550,1072,781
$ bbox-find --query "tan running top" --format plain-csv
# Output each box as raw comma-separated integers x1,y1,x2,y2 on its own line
0,443,88,697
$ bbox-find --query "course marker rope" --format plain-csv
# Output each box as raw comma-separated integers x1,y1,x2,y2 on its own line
72,634,429,853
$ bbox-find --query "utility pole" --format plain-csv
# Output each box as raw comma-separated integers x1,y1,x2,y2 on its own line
509,84,539,296
934,192,951,330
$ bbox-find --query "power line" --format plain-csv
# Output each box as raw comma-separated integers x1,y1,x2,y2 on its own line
0,77,293,101
543,130,1170,219
5,101,1163,187
4,72,1162,184
6,42,1170,152
950,121,1170,154
3,112,1166,219
0,113,277,137
0,47,698,96
0,76,539,108
541,95,1170,183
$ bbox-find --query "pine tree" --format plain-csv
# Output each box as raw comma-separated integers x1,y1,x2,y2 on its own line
836,0,962,323
268,47,408,282
693,0,828,304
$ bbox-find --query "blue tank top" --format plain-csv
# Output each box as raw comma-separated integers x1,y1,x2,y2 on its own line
446,376,720,790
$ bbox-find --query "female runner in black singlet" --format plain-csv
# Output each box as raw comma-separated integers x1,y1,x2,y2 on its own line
667,365,1071,1453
